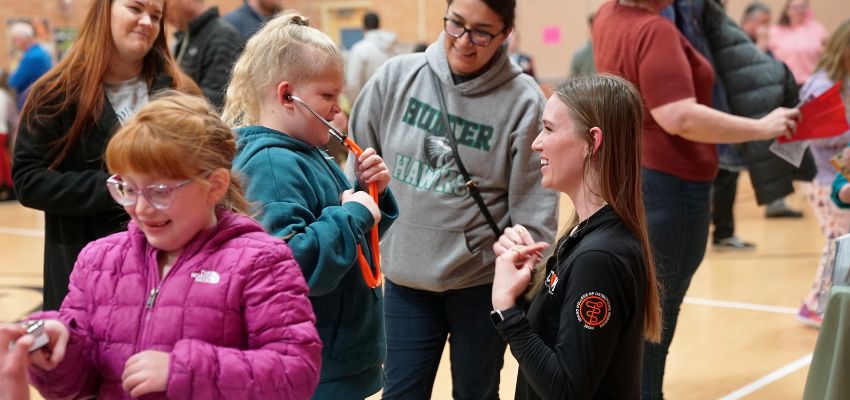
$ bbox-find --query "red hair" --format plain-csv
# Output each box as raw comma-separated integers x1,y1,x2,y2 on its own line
21,0,199,168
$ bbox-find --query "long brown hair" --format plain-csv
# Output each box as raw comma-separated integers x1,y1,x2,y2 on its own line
815,19,850,83
553,74,662,342
21,0,197,169
106,92,250,214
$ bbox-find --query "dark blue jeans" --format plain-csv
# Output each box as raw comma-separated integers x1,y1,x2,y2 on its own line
640,168,711,399
711,167,740,242
382,279,505,400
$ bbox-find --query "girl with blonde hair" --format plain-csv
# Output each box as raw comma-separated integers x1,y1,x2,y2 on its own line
225,12,398,399
802,19,850,326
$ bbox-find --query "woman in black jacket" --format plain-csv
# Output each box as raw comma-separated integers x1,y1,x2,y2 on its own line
13,0,198,310
490,75,661,399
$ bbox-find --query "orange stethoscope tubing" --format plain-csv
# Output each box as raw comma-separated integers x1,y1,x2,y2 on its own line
288,95,382,288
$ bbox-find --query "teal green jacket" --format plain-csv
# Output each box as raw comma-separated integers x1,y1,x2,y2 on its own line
833,172,850,208
233,125,398,399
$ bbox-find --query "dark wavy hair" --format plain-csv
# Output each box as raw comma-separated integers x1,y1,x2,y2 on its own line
447,0,515,31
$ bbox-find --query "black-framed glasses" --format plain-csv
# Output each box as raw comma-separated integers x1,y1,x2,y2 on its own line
106,172,209,210
443,17,503,47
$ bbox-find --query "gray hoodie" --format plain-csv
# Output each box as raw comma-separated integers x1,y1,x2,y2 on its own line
345,30,400,102
348,34,558,292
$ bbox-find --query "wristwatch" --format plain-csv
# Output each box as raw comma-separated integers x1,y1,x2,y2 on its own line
489,309,505,328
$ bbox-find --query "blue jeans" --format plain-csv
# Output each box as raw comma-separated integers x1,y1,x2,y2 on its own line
382,279,505,400
640,168,711,399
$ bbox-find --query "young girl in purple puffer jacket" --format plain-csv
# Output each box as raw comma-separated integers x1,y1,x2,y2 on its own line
23,93,322,399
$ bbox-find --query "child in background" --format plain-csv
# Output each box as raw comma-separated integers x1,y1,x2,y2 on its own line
24,93,322,399
224,12,398,400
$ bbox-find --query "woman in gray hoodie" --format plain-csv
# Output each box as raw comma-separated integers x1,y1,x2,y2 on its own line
348,0,558,398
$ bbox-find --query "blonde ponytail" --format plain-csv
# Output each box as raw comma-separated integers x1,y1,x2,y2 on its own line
222,11,343,128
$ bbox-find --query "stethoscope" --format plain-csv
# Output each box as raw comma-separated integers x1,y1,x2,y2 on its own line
286,94,382,289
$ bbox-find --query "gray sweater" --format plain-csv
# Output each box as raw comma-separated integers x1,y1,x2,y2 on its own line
348,34,558,292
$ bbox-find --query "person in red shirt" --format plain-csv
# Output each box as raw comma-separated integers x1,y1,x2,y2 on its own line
592,0,801,398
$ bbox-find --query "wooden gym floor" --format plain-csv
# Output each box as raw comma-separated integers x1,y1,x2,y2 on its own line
1,172,821,399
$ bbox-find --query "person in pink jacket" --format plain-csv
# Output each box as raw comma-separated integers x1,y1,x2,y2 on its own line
767,0,828,85
22,93,322,399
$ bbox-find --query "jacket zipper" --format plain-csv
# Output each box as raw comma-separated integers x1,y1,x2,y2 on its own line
145,288,159,308
133,256,159,354
134,253,184,353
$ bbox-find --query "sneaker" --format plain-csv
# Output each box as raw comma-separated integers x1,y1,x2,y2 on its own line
713,236,756,250
0,187,15,202
765,201,803,218
796,304,823,328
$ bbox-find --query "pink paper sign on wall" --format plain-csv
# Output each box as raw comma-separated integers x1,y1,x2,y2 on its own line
542,26,561,45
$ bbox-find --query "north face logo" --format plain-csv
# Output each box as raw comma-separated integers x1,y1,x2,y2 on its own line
191,270,220,284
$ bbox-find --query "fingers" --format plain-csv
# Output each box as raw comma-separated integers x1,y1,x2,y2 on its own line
49,335,66,366
30,349,53,370
122,371,144,396
129,380,156,398
499,225,534,251
44,320,68,365
786,107,802,122
341,190,381,223
782,108,801,137
784,121,795,138
10,335,34,368
121,354,141,392
0,324,25,355
360,167,390,185
496,234,517,254
505,226,524,245
498,242,549,266
514,224,534,244
357,151,389,184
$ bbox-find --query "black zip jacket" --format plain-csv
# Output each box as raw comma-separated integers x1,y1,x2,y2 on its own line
13,73,175,310
497,206,647,399
173,7,241,109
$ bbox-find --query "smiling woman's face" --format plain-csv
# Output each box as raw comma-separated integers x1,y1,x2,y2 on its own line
443,0,510,76
110,0,163,65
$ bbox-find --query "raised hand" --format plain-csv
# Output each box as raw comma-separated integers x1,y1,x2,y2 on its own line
341,188,381,224
0,324,33,400
492,241,550,310
29,320,68,372
355,148,390,195
493,224,536,257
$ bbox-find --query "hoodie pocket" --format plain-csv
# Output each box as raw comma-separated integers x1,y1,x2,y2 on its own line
384,220,479,290
330,288,357,359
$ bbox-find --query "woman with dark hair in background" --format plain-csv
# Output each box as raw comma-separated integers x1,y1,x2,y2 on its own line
592,0,801,397
13,0,198,311
348,0,558,398
492,74,661,399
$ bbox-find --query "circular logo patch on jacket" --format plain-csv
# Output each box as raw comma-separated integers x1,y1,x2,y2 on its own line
575,292,611,330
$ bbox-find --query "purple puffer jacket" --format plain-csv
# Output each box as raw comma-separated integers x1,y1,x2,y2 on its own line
27,209,322,399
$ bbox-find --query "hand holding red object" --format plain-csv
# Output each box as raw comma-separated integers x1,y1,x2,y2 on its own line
777,83,850,144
